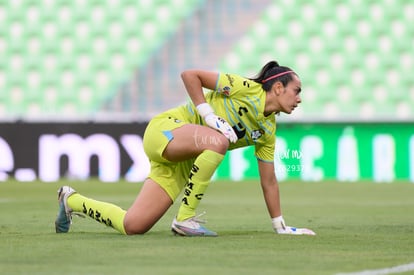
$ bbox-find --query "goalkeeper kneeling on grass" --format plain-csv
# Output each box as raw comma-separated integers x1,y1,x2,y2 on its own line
55,60,315,237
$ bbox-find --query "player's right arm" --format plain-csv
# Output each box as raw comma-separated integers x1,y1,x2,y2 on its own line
181,70,237,143
181,70,218,106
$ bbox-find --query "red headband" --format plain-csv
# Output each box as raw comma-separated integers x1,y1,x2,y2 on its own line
262,70,294,83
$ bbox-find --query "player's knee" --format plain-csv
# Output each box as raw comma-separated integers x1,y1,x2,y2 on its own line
209,133,229,154
123,218,151,235
124,213,152,235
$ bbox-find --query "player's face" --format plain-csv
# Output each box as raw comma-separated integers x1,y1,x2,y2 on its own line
279,75,302,114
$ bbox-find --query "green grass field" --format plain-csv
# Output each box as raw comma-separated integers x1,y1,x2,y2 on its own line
1,179,413,275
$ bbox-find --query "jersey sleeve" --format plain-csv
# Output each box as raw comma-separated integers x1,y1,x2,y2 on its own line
214,73,248,97
254,134,275,162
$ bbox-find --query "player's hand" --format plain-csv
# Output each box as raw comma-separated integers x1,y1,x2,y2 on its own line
276,226,316,235
196,103,238,143
272,216,316,236
204,113,238,143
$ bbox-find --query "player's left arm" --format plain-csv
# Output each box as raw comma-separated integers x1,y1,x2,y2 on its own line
257,159,316,236
257,159,282,218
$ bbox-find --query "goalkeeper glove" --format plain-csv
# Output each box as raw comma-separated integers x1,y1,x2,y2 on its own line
196,103,238,143
272,216,316,236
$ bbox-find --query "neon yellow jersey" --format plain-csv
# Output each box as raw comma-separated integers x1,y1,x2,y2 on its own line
165,73,276,162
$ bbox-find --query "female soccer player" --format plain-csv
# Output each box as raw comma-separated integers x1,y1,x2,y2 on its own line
55,60,315,236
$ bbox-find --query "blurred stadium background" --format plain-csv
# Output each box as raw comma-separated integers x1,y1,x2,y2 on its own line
1,0,413,121
0,0,413,182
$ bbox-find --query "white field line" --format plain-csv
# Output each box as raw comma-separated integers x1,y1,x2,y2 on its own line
336,262,414,275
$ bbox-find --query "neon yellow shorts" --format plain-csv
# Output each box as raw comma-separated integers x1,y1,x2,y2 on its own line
143,114,194,201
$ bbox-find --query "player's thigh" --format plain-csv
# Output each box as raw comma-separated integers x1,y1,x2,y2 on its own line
123,178,173,235
163,124,229,162
143,116,181,163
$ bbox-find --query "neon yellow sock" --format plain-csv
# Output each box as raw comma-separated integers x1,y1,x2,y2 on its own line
176,150,224,221
67,193,127,235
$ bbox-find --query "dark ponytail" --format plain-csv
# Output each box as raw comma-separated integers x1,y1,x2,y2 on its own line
250,60,296,91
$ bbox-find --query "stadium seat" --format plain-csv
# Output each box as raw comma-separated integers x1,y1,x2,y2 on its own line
0,0,206,118
0,0,412,120
218,0,413,120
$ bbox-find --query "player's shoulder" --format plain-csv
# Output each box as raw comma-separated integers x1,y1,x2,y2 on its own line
217,72,261,94
220,73,255,85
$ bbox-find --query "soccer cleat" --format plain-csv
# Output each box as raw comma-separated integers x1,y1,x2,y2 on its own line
171,213,218,237
55,186,77,233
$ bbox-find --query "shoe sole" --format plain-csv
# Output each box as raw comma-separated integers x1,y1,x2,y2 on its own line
55,186,76,233
171,226,218,237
